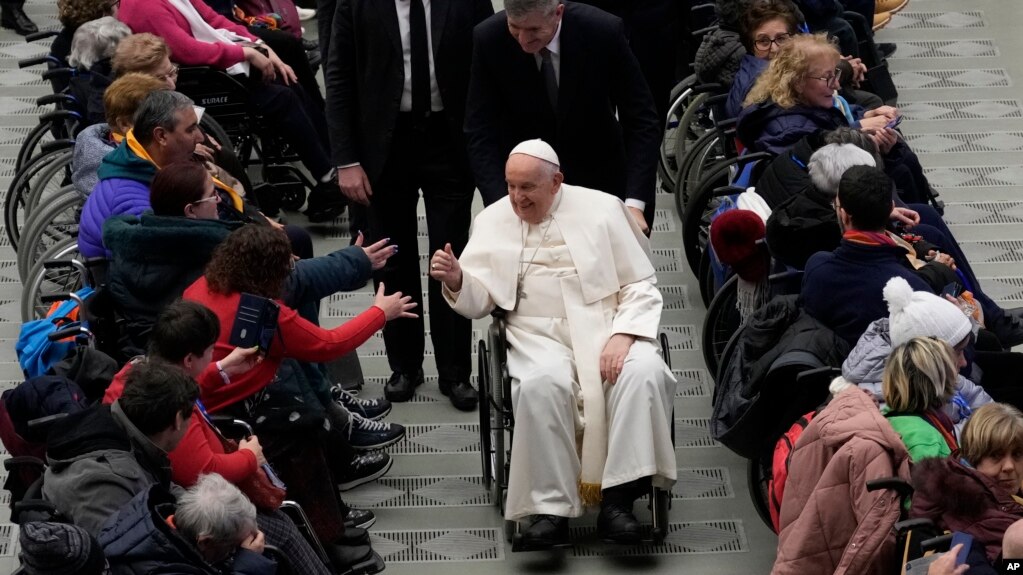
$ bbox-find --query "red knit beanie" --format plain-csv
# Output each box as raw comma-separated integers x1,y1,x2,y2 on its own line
710,209,770,281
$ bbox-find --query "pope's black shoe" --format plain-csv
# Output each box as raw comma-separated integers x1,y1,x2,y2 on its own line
597,503,642,544
0,3,36,36
521,515,570,548
439,379,478,411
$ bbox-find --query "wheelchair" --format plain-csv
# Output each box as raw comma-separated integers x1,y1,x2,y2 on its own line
175,66,317,212
477,310,674,550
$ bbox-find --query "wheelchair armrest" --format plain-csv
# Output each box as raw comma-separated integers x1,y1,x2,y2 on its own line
40,139,75,155
209,416,254,438
866,477,914,500
710,185,745,199
894,517,935,533
38,109,80,124
35,93,76,107
920,533,953,554
3,456,46,472
25,29,59,43
12,499,65,525
46,325,90,342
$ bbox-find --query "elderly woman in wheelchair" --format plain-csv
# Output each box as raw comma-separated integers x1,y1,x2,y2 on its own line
429,140,676,549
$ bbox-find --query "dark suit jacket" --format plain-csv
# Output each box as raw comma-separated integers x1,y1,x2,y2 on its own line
464,2,660,215
324,0,494,184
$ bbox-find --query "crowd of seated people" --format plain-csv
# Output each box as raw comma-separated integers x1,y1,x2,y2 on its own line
14,0,1023,571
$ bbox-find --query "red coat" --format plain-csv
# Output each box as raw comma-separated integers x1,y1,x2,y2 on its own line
182,276,386,413
103,361,258,487
117,0,257,70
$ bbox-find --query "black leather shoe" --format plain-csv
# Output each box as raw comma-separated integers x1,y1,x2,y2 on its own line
326,543,374,573
0,3,36,36
337,527,369,546
344,508,376,529
305,180,347,223
439,379,478,411
521,515,570,548
384,369,424,402
877,42,897,59
597,503,642,544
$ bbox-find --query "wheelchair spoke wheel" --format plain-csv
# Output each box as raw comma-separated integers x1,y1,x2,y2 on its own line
703,275,741,379
682,161,732,274
747,454,776,533
17,187,81,282
698,247,715,308
22,238,82,322
477,339,494,494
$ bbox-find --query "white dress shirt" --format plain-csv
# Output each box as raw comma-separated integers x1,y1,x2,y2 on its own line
395,0,443,112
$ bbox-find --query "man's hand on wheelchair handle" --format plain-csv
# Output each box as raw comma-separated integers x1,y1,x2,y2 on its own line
338,165,373,205
601,333,636,385
627,206,649,236
429,243,462,292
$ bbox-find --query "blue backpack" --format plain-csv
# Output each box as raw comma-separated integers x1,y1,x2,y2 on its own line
16,287,95,379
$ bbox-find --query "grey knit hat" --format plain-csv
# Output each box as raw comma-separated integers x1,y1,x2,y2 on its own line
18,522,107,575
884,277,972,348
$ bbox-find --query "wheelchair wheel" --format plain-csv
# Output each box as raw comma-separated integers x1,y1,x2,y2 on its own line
487,322,509,516
682,160,734,274
21,237,81,322
698,239,715,308
17,186,81,281
702,275,741,379
5,148,73,249
747,454,776,532
477,338,495,497
24,149,74,215
16,119,56,174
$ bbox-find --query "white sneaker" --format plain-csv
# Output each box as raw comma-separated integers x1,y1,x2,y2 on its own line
297,7,316,20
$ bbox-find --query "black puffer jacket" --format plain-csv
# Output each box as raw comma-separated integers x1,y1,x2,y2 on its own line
711,295,850,458
693,0,750,86
98,485,276,575
766,185,841,270
753,132,823,209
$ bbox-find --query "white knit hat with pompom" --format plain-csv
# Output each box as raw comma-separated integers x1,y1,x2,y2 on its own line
884,276,972,347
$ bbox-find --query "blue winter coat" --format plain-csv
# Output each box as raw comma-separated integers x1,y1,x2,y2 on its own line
98,485,276,575
736,99,850,154
78,141,156,259
800,240,932,345
725,55,768,119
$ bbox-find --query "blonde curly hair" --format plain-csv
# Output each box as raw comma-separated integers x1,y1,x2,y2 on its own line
743,33,840,109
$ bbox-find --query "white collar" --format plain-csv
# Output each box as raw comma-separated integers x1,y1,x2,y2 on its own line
545,18,562,55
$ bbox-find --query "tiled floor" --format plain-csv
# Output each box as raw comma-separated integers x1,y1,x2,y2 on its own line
0,0,1021,572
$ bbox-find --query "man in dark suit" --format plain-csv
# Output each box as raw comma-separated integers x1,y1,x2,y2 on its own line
325,0,494,410
465,0,660,233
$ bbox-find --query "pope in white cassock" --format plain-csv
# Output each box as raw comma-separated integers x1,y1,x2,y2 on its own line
429,139,677,548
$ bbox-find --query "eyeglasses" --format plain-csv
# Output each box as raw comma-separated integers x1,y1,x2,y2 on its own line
155,64,179,82
806,68,842,86
191,193,220,206
753,33,792,51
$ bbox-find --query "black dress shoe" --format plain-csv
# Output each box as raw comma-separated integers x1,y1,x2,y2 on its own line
439,379,478,411
0,3,36,36
384,369,424,402
326,543,376,573
521,514,570,548
305,180,347,223
597,503,642,544
877,42,897,59
336,527,369,546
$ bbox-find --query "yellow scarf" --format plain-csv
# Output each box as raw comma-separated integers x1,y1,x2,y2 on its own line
125,129,244,211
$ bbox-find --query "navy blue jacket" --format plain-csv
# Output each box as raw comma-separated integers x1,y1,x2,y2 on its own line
98,485,276,575
800,240,931,345
725,55,768,119
737,100,850,154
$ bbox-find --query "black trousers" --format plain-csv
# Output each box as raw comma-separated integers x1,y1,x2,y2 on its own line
369,112,473,383
247,26,325,110
240,69,332,180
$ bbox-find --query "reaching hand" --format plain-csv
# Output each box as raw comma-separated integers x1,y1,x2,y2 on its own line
429,243,462,292
239,530,266,554
373,282,418,320
238,435,267,466
627,206,650,236
354,231,396,270
338,165,373,205
926,543,968,575
219,346,263,376
600,333,636,384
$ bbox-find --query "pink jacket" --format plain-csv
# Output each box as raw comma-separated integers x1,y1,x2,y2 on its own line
118,0,258,70
772,388,912,575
